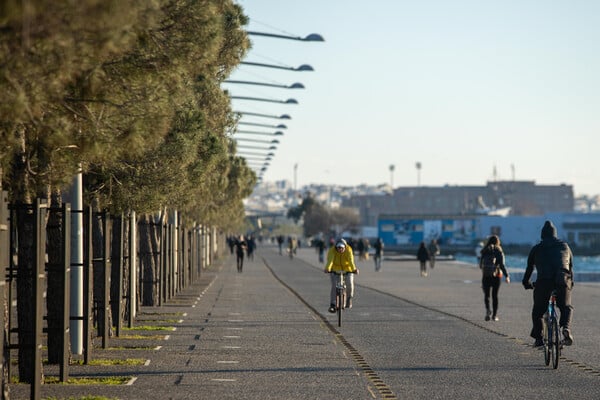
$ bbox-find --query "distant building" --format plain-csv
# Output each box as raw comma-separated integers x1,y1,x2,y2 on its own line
344,180,574,226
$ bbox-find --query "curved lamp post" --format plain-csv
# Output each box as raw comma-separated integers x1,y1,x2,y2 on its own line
235,138,280,145
247,31,324,42
237,144,278,151
237,151,275,157
240,61,314,72
225,80,304,89
231,96,298,104
238,122,287,129
236,130,284,137
235,111,291,120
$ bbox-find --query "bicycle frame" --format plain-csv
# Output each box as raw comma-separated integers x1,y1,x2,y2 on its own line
332,271,347,327
543,290,561,369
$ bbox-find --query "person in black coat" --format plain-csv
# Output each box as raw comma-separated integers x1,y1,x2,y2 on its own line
522,220,574,347
416,241,430,277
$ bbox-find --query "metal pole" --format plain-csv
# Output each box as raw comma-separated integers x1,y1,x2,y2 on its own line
128,211,137,327
69,168,84,354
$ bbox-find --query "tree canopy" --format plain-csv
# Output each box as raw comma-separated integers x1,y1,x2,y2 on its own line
0,0,255,228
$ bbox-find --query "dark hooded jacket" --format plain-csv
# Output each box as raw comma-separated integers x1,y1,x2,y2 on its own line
523,220,573,283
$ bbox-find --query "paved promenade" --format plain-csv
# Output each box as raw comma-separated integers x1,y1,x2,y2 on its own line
10,244,600,399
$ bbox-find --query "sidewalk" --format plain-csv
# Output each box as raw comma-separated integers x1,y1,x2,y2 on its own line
9,244,600,399
10,253,374,400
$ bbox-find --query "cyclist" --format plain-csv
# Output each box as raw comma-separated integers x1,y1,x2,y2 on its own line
323,239,359,313
522,220,574,347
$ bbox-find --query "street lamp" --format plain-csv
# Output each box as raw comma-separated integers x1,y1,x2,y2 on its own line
238,122,288,129
231,95,298,104
224,80,305,89
235,111,291,120
235,138,280,145
247,31,325,42
389,164,395,190
236,151,275,157
235,130,284,137
240,61,314,72
415,162,422,187
236,145,278,151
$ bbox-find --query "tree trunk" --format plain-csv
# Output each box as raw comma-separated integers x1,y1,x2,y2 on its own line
15,206,37,383
92,209,113,338
46,191,70,364
139,215,158,306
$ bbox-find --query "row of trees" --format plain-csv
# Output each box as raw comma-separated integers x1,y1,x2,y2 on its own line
1,0,257,386
287,194,360,238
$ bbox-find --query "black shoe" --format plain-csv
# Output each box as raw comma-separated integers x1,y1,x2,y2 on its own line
534,338,544,347
485,310,491,321
562,328,573,346
328,305,336,313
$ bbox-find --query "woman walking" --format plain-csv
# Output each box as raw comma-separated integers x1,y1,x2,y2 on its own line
479,235,510,321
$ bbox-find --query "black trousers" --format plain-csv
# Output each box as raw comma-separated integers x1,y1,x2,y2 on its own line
530,279,573,339
482,276,501,315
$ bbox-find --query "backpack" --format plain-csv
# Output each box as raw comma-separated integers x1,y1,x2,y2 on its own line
481,251,498,278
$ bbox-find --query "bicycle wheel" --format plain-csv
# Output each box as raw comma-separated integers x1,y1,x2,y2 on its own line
337,288,343,327
551,317,560,369
543,317,550,366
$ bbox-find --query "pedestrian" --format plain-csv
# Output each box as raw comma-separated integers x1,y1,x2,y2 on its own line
479,235,510,321
373,237,384,271
522,220,574,347
324,239,359,312
246,235,255,261
416,241,430,277
475,241,484,264
234,235,247,273
316,238,326,263
428,239,440,269
277,235,284,255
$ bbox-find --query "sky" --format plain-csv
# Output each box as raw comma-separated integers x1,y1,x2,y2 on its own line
227,1,600,196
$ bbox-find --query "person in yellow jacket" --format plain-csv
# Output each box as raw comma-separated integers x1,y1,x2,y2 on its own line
324,239,359,313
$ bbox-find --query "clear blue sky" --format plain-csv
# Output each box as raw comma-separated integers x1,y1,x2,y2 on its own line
228,1,600,196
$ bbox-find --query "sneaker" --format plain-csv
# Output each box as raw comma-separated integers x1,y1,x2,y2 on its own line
562,328,573,346
534,338,544,347
346,298,352,309
328,305,336,314
492,316,499,321
485,309,491,321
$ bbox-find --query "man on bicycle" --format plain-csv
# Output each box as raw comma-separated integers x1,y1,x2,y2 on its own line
522,220,574,347
324,239,359,313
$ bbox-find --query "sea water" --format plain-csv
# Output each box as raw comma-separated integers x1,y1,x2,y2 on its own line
454,253,600,282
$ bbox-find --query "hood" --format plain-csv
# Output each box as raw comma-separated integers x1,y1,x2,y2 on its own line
541,220,557,240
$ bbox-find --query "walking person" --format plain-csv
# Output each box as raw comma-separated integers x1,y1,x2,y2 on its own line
324,239,359,312
522,220,574,347
373,237,384,271
234,235,247,273
428,239,440,269
417,241,430,277
479,235,510,321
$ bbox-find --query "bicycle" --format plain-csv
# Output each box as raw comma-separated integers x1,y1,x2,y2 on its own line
543,290,562,369
330,271,351,327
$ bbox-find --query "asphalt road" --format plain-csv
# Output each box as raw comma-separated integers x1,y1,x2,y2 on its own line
12,243,600,400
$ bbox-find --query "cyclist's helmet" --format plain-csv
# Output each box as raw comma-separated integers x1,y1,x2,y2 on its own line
335,239,347,250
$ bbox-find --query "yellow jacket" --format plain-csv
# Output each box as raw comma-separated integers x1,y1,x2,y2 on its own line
325,245,357,273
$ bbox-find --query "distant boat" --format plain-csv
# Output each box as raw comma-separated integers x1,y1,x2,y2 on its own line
475,206,511,217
